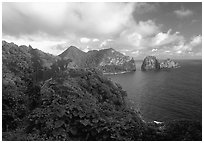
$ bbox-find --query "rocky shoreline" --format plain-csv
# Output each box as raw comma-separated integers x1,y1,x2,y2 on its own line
103,70,134,75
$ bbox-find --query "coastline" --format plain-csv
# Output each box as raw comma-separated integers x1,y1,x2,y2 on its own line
103,70,134,75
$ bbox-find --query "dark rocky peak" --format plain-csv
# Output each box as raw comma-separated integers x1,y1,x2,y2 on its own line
62,46,84,54
59,45,86,58
67,45,80,51
58,46,86,66
141,56,160,71
28,45,33,49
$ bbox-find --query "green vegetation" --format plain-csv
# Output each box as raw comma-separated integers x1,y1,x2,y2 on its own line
59,46,136,73
2,41,201,141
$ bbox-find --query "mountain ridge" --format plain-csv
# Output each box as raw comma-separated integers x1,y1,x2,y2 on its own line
59,45,136,73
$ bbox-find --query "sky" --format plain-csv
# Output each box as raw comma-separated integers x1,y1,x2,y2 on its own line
2,2,202,59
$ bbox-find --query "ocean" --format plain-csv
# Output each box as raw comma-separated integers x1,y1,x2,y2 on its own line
106,60,202,122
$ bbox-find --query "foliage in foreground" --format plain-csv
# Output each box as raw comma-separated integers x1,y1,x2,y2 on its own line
2,69,202,141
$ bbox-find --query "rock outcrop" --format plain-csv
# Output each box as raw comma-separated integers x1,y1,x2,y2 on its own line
160,59,179,69
141,56,180,71
59,47,136,74
87,48,136,73
141,56,160,71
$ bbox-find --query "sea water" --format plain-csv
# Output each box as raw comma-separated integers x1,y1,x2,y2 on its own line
106,60,202,122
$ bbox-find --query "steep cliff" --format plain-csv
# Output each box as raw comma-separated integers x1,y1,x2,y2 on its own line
59,47,136,74
141,56,160,71
85,48,136,73
160,59,179,69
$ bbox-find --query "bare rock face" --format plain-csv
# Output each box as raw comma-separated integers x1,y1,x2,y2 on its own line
141,56,160,71
160,59,179,69
95,49,136,73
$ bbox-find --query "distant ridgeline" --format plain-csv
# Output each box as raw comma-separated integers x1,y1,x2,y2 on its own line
2,40,136,81
2,41,201,141
58,46,136,74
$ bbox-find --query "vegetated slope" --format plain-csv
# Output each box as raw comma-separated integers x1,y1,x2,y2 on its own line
2,41,201,141
85,48,136,73
59,46,136,73
58,46,86,67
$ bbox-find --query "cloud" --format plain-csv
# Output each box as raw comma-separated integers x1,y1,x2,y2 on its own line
152,29,184,46
152,48,158,52
2,34,67,55
80,37,91,43
172,35,202,54
117,27,184,54
3,2,135,38
174,7,193,18
2,3,201,59
83,46,90,52
92,38,99,42
134,2,158,14
116,19,161,51
189,35,202,46
100,39,113,48
121,20,160,39
132,50,140,54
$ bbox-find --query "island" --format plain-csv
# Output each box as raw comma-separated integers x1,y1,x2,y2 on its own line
141,56,180,71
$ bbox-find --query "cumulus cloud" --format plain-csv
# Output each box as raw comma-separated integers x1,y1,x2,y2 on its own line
92,38,99,42
80,37,91,43
174,7,193,18
3,34,67,55
83,46,90,52
152,48,158,52
100,39,113,48
121,20,160,39
2,2,137,55
132,50,140,54
189,35,202,46
152,29,184,46
3,2,135,38
115,19,161,51
172,35,202,54
2,2,202,59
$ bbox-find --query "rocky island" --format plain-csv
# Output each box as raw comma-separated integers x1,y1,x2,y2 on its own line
141,56,160,71
160,59,180,69
141,56,180,71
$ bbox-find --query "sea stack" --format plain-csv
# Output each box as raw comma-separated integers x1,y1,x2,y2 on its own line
160,59,179,69
141,56,160,71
